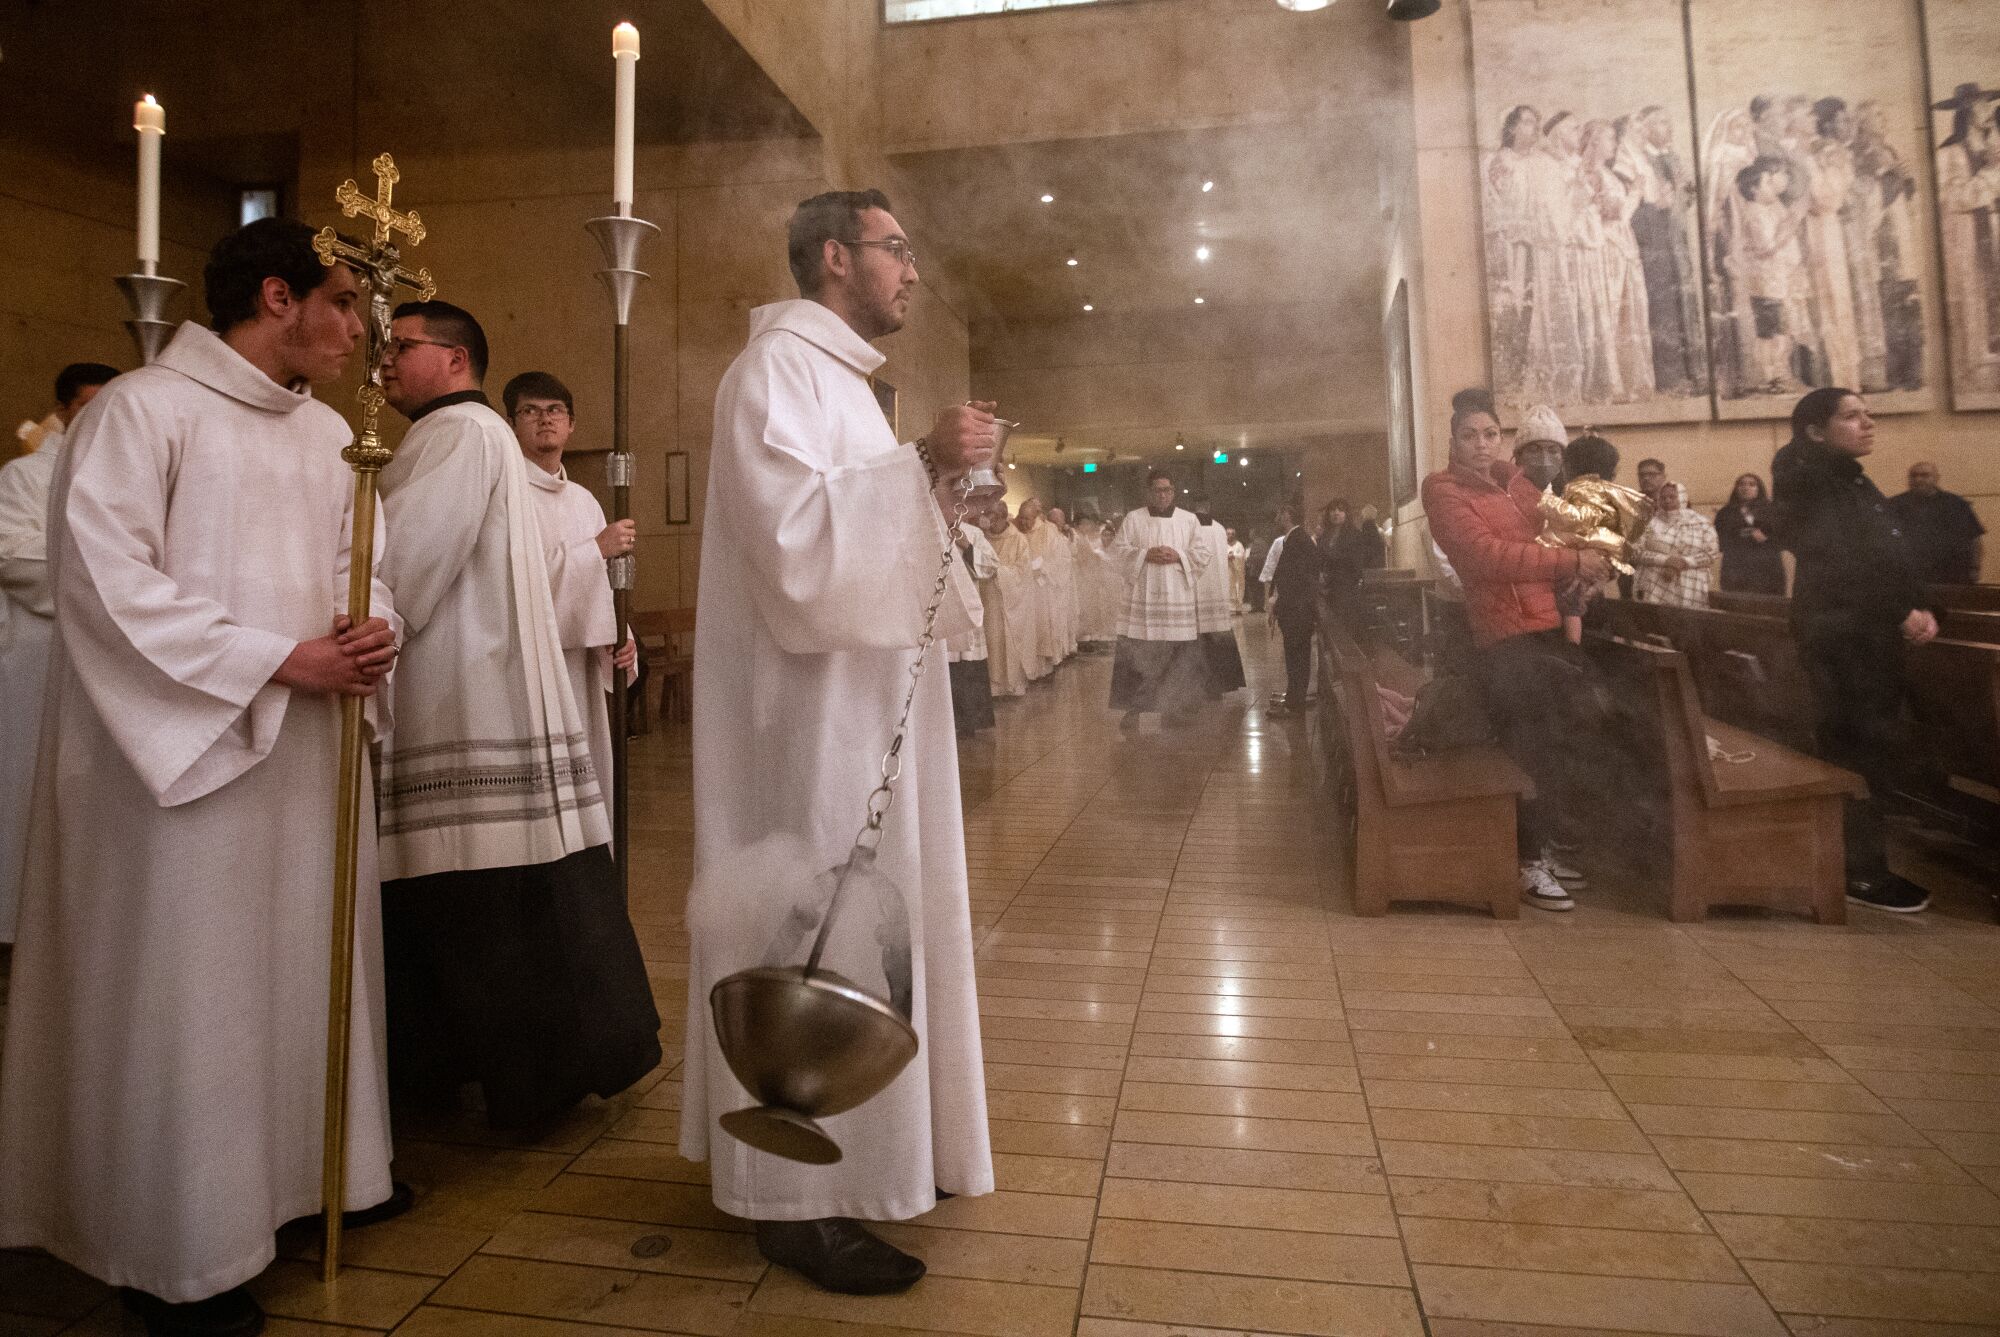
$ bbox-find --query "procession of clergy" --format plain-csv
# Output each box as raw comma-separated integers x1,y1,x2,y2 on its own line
0,188,1258,1335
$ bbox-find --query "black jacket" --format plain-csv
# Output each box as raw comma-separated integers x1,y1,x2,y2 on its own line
1770,439,1924,635
1271,525,1323,625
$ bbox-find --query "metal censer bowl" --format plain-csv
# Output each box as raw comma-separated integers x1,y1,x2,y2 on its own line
961,415,1016,505
710,964,919,1165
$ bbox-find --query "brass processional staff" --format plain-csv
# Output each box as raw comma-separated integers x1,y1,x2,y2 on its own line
310,153,436,1284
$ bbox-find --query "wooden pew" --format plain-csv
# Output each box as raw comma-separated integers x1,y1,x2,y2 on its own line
1711,587,2000,640
1926,584,2000,613
630,608,696,726
1585,635,1863,923
1320,630,1532,919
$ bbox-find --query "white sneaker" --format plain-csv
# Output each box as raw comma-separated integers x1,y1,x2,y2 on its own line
1541,846,1588,887
1519,861,1575,912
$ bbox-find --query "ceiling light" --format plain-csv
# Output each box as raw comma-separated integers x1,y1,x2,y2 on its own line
1066,257,1079,267
1276,0,1333,9
1040,193,1055,203
1082,303,1094,312
1201,180,1215,193
1195,245,1211,262
1238,456,1250,467
1007,462,1017,470
1194,296,1206,305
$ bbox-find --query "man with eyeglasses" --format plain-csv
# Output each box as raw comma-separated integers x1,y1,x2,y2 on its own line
373,300,660,1131
505,369,638,822
681,189,998,1295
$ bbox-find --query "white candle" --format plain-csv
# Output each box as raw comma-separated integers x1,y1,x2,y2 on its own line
134,94,164,273
612,23,639,213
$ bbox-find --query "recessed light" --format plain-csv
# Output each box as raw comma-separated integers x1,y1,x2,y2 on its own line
1195,245,1210,262
1201,179,1215,193
1175,441,1185,451
1082,303,1094,312
1066,257,1079,267
1007,462,1017,470
1194,296,1206,305
1238,456,1250,467
1040,193,1055,203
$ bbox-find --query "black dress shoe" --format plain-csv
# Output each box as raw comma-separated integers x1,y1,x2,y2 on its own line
119,1286,265,1337
1846,875,1930,913
281,1179,416,1235
755,1217,926,1294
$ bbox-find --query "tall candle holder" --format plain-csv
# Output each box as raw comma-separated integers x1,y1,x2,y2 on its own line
583,208,659,901
115,271,187,365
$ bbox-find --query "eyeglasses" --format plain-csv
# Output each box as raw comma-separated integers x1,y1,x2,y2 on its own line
514,404,571,422
383,335,459,358
840,238,917,269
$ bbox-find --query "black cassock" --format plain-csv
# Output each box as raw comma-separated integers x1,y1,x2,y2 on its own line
383,844,661,1129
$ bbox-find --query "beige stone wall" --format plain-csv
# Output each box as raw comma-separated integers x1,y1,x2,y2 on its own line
0,140,231,464
1403,0,1996,570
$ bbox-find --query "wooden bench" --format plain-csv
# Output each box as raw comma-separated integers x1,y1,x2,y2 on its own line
1930,583,2000,613
1710,588,2000,643
1321,631,1532,919
1585,635,1864,923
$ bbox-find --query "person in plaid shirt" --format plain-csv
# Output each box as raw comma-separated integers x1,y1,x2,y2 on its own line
1634,481,1720,607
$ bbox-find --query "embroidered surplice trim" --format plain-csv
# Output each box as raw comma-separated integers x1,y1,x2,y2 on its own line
376,733,603,837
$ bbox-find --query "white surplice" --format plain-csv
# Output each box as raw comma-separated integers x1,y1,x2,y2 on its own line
981,523,1028,696
990,521,1046,683
681,298,992,1220
0,322,394,1301
0,437,59,942
946,521,996,664
375,399,608,880
1111,506,1208,641
1194,519,1235,635
1226,538,1248,610
1074,523,1126,644
1022,517,1071,668
525,462,618,814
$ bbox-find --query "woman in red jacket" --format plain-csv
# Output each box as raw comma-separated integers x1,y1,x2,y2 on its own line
1422,393,1614,911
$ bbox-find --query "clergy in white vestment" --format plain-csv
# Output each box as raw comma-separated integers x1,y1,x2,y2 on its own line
1226,528,1248,612
947,518,998,735
504,370,640,805
1109,470,1211,729
980,503,1030,696
1192,505,1246,697
1017,499,1069,675
1045,506,1082,656
682,188,998,1297
1073,515,1126,647
375,301,659,1132
0,361,117,943
0,221,404,1334
987,500,1046,686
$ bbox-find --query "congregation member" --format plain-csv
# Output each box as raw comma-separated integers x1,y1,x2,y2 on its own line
1636,456,1667,502
0,360,117,943
1514,405,1593,643
375,300,659,1130
1110,470,1210,730
1773,388,1935,913
1633,481,1720,609
683,189,996,1294
980,496,1032,696
948,511,999,736
1714,472,1787,595
1889,461,1985,586
1266,502,1322,716
1191,500,1245,697
1423,391,1613,911
0,219,404,1337
505,370,639,808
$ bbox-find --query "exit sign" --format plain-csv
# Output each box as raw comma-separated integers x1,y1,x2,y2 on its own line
1213,451,1229,464
1082,462,1097,473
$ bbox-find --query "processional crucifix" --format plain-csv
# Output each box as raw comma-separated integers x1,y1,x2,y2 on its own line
311,151,436,1285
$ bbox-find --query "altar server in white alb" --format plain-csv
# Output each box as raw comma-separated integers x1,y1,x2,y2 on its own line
946,512,999,736
684,189,998,1296
505,369,639,801
1110,470,1211,729
0,361,117,944
0,220,405,1337
375,301,659,1132
1191,500,1245,697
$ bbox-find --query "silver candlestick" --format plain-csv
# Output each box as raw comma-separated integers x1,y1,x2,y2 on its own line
115,270,187,364
584,208,659,902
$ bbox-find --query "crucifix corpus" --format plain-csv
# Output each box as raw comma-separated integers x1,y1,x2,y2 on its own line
311,150,436,1286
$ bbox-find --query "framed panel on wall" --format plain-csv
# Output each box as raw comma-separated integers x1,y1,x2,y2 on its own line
1923,0,2000,411
868,375,899,437
1689,0,1938,418
1386,279,1419,507
665,451,690,526
1469,0,1712,428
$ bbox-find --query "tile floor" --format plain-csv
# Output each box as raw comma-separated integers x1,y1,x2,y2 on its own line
4,628,2000,1336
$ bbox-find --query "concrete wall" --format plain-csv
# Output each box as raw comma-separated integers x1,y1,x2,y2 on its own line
1400,0,1996,572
